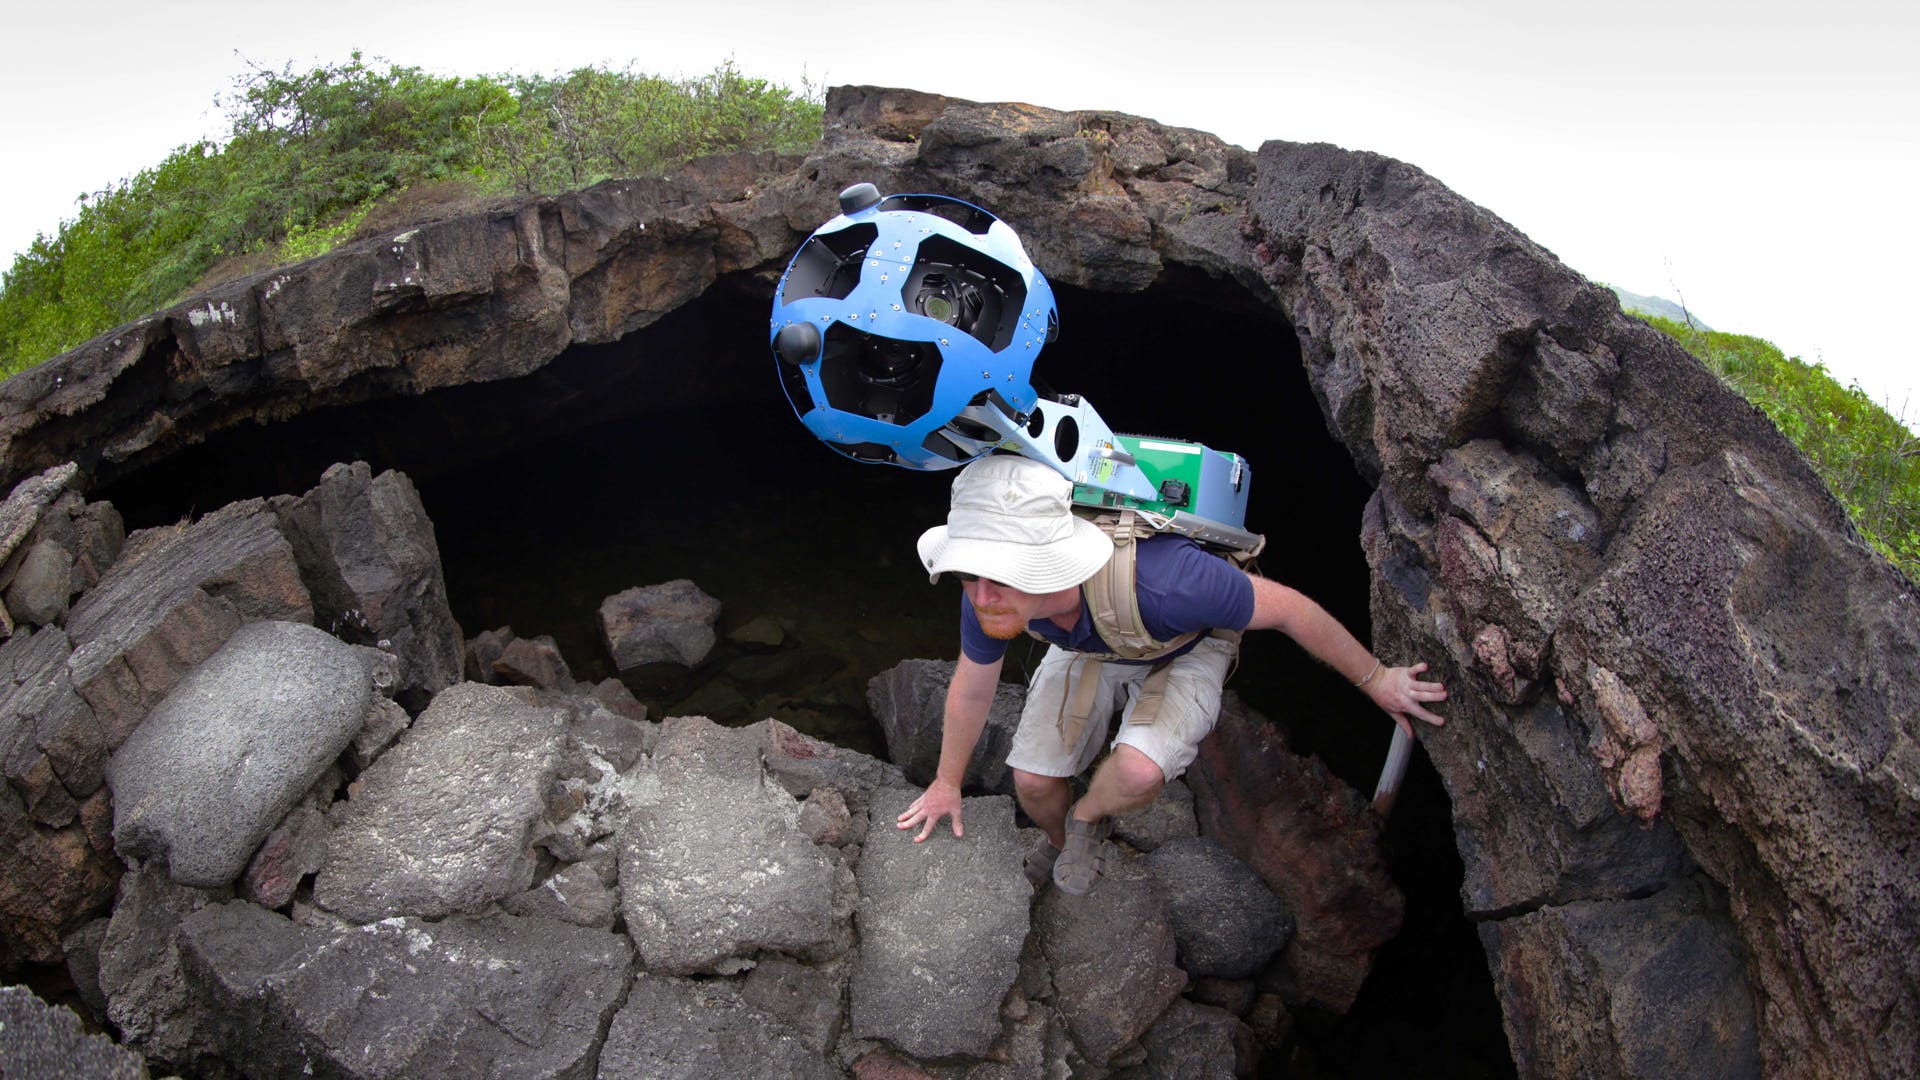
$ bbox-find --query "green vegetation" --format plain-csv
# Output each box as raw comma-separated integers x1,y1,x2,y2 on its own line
0,54,821,377
1643,314,1920,580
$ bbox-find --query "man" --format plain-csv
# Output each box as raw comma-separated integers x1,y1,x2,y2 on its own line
896,454,1448,895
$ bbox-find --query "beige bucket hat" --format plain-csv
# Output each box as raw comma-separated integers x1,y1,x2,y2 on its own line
916,455,1113,594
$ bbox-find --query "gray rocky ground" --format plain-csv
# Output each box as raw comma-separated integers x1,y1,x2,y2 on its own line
1,456,1309,1078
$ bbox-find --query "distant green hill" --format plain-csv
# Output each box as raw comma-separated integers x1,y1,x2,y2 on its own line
1640,314,1917,581
1611,286,1711,331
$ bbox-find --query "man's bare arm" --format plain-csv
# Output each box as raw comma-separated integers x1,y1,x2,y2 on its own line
896,652,1004,841
1244,572,1447,738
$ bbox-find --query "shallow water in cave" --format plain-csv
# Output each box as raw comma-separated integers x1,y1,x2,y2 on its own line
95,278,1513,1078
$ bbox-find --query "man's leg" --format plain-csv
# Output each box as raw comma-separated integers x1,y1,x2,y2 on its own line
1054,636,1236,895
1005,647,1126,852
1012,769,1073,849
1069,745,1165,824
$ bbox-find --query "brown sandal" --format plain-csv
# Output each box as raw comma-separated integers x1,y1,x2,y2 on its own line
1052,810,1112,896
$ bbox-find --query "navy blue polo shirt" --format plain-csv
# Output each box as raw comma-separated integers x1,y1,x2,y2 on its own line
958,536,1255,665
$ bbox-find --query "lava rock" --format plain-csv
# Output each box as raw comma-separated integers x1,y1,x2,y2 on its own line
1115,998,1255,1080
849,789,1029,1060
597,972,837,1080
270,462,463,704
4,539,72,627
1035,854,1187,1067
599,578,721,669
492,633,573,688
571,705,652,772
0,626,99,826
314,682,569,922
746,717,908,826
1143,835,1292,980
867,658,1026,797
95,862,226,1072
0,984,145,1080
798,787,853,846
0,464,80,587
0,781,117,967
106,620,373,888
619,716,846,974
742,955,850,1056
65,498,312,747
181,901,630,1080
346,697,411,772
588,675,649,721
1185,693,1399,1012
502,862,617,929
463,624,513,683
1479,881,1760,1080
1113,778,1200,852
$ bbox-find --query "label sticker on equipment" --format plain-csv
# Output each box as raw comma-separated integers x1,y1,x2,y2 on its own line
1135,440,1201,454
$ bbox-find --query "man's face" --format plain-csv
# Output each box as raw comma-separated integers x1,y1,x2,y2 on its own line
961,576,1044,640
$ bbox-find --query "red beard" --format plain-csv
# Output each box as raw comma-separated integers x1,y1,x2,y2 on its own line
972,605,1025,640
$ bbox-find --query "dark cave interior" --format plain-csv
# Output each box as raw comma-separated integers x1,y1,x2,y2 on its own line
97,270,1513,1078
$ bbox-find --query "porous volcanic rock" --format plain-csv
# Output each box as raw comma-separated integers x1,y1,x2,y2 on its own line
1185,693,1400,1012
105,620,372,888
1034,855,1187,1068
849,790,1029,1060
180,900,631,1080
867,658,1026,798
599,579,721,669
0,984,146,1080
313,681,570,922
269,460,462,705
2,82,1914,1076
618,714,848,974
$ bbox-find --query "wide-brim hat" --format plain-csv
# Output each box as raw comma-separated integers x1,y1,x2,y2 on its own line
916,455,1112,594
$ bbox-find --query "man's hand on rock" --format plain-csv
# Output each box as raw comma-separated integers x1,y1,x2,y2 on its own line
897,778,964,842
1367,661,1449,739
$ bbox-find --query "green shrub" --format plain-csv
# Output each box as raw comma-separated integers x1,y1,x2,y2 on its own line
0,54,822,378
1643,314,1920,580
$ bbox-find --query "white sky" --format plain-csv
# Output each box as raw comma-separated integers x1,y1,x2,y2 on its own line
4,0,1915,421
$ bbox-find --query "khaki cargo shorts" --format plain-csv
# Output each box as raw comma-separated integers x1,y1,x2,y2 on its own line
1005,635,1237,782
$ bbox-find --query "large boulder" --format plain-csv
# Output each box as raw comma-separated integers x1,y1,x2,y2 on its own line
1034,855,1188,1068
1184,694,1400,1011
1478,881,1759,1078
180,901,630,1080
599,579,721,669
1,627,100,827
849,790,1029,1060
64,497,312,745
1143,835,1292,980
105,620,373,888
618,715,848,974
94,863,226,1074
270,461,463,704
0,984,146,1080
1116,998,1255,1080
866,658,1027,797
595,973,838,1080
314,681,570,922
0,722,117,969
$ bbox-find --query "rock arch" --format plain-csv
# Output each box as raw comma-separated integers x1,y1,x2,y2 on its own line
2,85,1914,1077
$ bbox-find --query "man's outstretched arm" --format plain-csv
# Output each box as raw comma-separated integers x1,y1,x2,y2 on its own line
1244,572,1448,738
896,652,1004,842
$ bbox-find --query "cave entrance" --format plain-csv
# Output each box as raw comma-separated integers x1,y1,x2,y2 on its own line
96,268,1510,1077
